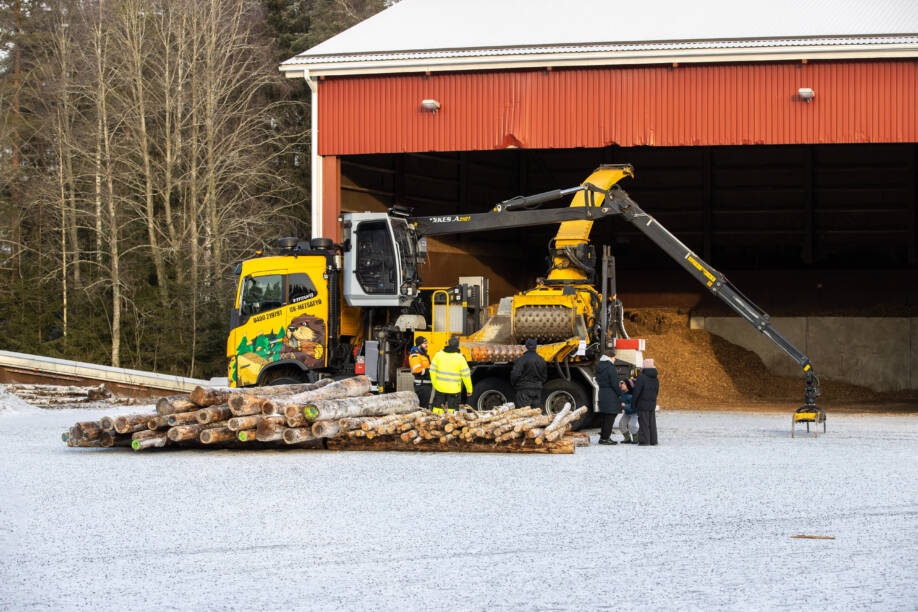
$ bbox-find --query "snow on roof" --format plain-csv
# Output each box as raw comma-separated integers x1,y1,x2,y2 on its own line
282,0,918,73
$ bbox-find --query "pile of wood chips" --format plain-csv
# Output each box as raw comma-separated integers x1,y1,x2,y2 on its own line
62,375,588,454
624,307,917,408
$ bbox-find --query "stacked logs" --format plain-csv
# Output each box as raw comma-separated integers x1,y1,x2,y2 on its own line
327,403,588,454
62,376,374,451
62,375,588,454
8,383,111,407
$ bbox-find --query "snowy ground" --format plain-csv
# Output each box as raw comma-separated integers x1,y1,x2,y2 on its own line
1,393,916,611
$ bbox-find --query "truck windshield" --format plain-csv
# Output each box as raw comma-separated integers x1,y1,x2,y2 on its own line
391,219,419,286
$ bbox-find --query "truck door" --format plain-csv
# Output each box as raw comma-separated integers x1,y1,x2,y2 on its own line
229,271,287,386
228,258,331,387
281,268,329,371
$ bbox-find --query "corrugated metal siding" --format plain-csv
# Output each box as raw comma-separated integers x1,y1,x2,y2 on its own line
317,61,918,155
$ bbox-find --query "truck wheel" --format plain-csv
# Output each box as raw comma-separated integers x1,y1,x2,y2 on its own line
469,377,514,412
541,379,592,431
261,368,306,386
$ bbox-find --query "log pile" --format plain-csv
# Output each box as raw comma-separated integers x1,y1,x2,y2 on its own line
7,383,111,407
61,375,587,454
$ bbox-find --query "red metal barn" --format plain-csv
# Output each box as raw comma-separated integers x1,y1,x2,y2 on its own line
281,0,918,334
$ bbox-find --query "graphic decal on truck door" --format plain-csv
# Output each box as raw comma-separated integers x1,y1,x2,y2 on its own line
280,314,326,367
228,267,328,387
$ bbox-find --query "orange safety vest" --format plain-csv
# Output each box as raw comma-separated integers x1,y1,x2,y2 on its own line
409,347,430,377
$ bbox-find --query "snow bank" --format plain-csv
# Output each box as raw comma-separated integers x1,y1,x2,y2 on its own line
0,384,38,414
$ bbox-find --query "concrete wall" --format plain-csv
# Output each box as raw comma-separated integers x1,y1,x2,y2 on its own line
689,317,917,392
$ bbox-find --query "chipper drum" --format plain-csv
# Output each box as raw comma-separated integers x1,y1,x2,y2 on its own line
512,304,575,343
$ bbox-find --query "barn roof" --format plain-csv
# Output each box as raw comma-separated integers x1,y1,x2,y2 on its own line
281,0,918,76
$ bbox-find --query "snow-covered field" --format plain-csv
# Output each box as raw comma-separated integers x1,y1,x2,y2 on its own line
1,393,916,611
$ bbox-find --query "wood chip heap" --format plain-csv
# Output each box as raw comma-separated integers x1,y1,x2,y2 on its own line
61,375,589,454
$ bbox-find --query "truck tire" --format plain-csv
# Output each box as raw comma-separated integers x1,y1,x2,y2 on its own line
261,367,306,386
469,377,514,412
267,377,302,386
541,378,592,431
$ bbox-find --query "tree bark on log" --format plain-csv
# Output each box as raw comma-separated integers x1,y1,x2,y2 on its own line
196,405,232,424
228,378,338,416
99,416,116,432
542,404,572,435
228,415,261,431
132,429,166,441
167,424,205,442
274,376,373,417
228,394,267,417
326,437,574,454
167,410,203,427
189,386,233,407
311,420,340,439
147,416,168,430
114,414,156,434
66,437,102,447
167,420,229,442
99,432,132,447
75,420,104,440
283,427,317,444
300,390,419,421
536,407,587,444
156,396,197,416
255,415,287,442
131,432,168,450
200,427,236,444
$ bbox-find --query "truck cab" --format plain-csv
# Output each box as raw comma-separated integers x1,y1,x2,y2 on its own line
226,239,358,387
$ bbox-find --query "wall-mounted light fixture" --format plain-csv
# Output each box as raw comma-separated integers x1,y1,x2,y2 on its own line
797,87,815,103
421,99,441,112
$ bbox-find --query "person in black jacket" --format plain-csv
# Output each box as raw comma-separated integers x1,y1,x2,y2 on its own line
595,350,624,445
632,358,660,445
510,339,547,409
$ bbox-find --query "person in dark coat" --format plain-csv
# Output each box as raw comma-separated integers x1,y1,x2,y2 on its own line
632,358,659,445
595,350,624,445
510,339,547,409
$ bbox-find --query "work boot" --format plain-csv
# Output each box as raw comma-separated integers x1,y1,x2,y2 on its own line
598,438,618,445
621,432,632,444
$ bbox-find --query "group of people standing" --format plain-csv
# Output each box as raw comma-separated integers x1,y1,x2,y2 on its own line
409,335,472,414
596,351,659,445
408,335,659,445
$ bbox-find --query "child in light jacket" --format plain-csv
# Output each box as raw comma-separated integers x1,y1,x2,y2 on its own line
617,378,638,444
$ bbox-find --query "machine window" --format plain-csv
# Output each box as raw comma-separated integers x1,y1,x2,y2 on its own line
288,273,318,303
391,219,419,285
239,274,284,319
355,220,396,295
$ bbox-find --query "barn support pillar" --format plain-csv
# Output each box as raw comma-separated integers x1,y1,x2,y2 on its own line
321,155,341,242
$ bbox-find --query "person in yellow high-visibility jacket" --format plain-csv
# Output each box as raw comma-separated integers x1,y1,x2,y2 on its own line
429,336,473,413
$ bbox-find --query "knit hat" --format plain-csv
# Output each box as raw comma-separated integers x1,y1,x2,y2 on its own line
415,336,427,346
524,338,538,350
642,358,655,369
447,336,460,349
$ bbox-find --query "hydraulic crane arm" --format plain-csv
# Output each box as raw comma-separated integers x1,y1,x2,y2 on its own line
405,165,820,407
602,183,821,407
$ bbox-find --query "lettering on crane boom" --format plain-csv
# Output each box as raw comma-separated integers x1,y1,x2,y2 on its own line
685,254,717,287
428,215,471,223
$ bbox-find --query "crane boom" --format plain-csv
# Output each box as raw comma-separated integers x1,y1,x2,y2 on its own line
406,164,820,407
